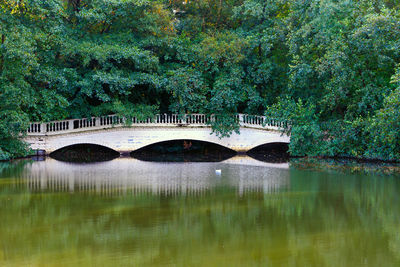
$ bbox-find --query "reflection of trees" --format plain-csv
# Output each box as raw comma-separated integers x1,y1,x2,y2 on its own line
0,160,399,265
0,160,31,179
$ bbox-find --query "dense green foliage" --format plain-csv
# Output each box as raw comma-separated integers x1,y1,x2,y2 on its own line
1,0,400,160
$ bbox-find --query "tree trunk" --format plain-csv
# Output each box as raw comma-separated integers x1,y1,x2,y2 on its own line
0,34,5,72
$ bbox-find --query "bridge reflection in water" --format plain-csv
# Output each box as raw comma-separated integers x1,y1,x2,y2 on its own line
22,156,289,196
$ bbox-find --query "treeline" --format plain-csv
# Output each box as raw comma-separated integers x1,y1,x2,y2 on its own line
0,0,399,161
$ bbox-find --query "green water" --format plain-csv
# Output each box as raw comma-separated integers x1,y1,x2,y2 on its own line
0,157,399,266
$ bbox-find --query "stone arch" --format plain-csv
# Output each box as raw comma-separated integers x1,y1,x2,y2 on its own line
247,142,290,163
130,139,237,162
131,139,236,152
247,142,290,152
49,143,120,162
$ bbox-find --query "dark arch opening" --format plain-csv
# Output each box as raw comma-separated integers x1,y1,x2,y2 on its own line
131,139,237,162
247,142,290,163
50,144,120,163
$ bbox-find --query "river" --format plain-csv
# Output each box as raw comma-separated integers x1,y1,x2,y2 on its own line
0,156,399,266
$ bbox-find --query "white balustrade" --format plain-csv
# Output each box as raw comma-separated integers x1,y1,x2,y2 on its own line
27,114,287,135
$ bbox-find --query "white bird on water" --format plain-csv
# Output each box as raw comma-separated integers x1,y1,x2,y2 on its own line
215,169,221,175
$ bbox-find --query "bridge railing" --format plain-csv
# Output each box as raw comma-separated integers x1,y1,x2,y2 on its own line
26,114,287,135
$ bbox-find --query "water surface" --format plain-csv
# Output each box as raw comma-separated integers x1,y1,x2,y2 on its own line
0,157,399,266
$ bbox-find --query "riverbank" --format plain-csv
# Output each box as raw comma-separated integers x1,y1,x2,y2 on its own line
291,157,400,176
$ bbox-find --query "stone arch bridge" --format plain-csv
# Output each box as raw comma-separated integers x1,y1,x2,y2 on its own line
24,114,290,155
